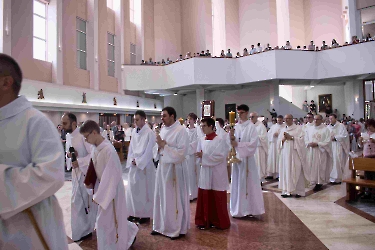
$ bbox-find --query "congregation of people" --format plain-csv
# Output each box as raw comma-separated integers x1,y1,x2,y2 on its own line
140,35,374,66
2,52,374,250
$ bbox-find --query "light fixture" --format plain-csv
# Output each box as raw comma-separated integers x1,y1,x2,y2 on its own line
270,100,273,105
86,112,88,113
355,97,359,102
174,93,178,96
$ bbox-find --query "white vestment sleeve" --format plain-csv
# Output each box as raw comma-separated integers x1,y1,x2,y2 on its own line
236,128,259,158
258,124,268,151
202,141,226,167
335,125,350,153
126,131,135,169
318,129,332,156
161,129,188,164
0,119,65,220
93,149,122,211
135,132,156,170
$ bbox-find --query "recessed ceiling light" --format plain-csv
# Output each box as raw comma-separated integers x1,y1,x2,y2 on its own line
174,93,178,95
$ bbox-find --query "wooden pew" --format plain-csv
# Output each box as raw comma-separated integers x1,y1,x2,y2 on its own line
343,157,375,201
113,141,125,162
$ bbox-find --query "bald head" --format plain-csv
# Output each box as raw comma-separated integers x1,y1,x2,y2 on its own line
284,114,293,126
249,112,258,124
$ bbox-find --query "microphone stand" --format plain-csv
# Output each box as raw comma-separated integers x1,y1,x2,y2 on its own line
69,147,89,214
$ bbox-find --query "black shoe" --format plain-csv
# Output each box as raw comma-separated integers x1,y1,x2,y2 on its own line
170,236,180,240
265,176,273,180
281,194,292,198
330,182,341,185
131,237,136,246
127,216,136,222
246,214,254,218
276,177,279,181
196,225,206,230
138,218,150,224
74,232,93,242
313,184,323,191
295,194,301,198
151,230,161,236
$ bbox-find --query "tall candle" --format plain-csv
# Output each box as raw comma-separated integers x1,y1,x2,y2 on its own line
229,111,235,124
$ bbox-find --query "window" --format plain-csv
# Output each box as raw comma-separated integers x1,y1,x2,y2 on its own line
76,18,87,70
130,0,134,23
33,0,47,61
130,43,136,65
108,33,115,76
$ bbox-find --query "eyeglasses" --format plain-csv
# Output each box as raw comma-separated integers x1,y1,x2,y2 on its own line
84,131,93,140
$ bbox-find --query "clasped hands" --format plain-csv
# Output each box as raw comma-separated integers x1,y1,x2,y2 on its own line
282,132,293,144
195,151,203,158
307,142,318,148
156,135,166,149
67,151,79,169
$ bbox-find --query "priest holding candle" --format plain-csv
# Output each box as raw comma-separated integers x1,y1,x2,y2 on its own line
229,105,265,218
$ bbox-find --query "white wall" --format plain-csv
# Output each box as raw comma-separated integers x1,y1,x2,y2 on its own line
306,85,345,117
182,93,197,119
207,85,271,119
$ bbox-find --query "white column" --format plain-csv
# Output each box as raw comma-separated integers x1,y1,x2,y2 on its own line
196,89,205,118
87,0,99,90
276,0,290,46
114,0,124,94
346,0,362,40
1,0,11,54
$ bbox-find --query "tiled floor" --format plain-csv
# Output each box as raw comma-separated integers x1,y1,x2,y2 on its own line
55,171,375,250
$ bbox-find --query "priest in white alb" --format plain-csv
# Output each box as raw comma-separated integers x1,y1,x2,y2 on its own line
278,114,307,198
126,110,156,224
304,114,332,191
303,113,315,134
62,112,97,242
185,112,199,200
152,107,190,239
230,105,265,218
266,115,285,179
250,112,268,180
80,121,138,249
0,54,68,249
327,114,349,184
195,118,230,230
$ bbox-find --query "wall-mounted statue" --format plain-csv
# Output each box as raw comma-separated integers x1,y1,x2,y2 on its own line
113,97,117,106
37,89,45,99
137,100,139,107
82,92,87,103
154,103,157,109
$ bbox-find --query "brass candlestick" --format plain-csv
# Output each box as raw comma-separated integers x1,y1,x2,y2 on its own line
228,123,241,164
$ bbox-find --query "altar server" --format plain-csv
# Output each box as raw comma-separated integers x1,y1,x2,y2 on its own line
304,114,332,191
62,113,97,242
250,112,268,180
327,114,349,184
278,114,307,198
195,118,230,230
126,110,156,224
230,104,265,218
0,53,68,249
185,113,199,200
152,107,190,239
266,115,285,179
80,121,138,249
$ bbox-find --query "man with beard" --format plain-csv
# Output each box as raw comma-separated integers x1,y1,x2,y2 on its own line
62,113,97,242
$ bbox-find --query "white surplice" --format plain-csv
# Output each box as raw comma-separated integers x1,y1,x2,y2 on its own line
267,123,285,177
153,121,190,237
278,124,307,195
304,124,332,184
124,128,133,142
253,121,268,180
327,122,350,182
197,136,229,191
230,120,265,217
92,139,138,250
65,128,97,241
215,122,231,150
126,125,156,218
185,127,199,200
0,96,68,249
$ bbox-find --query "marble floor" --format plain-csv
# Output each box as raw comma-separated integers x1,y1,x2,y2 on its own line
55,172,375,250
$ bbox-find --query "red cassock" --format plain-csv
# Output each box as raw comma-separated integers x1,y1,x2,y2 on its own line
195,132,230,229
